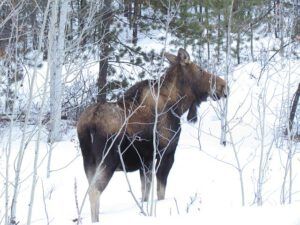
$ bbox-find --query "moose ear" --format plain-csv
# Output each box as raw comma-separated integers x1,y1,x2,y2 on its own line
177,48,190,65
165,52,177,64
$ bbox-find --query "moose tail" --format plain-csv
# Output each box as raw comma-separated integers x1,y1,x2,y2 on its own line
77,125,96,178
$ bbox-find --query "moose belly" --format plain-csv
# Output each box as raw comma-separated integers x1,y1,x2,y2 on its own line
116,137,153,172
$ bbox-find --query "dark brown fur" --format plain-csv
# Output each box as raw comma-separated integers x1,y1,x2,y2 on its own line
77,48,228,222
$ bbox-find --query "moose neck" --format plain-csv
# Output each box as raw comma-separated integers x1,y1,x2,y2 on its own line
160,65,199,117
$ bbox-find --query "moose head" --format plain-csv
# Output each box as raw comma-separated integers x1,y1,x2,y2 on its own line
165,48,228,101
165,48,228,122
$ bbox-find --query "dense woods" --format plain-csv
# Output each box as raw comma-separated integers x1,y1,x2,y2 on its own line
1,0,299,118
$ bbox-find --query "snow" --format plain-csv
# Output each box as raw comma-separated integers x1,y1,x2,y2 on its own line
1,44,300,225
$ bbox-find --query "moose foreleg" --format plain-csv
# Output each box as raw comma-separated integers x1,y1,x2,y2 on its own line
156,153,175,200
139,163,152,201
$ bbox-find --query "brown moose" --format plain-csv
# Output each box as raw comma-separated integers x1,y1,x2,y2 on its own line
77,48,228,222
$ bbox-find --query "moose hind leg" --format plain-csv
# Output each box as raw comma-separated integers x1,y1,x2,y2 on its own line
87,164,116,223
89,186,100,223
156,154,175,200
84,163,100,222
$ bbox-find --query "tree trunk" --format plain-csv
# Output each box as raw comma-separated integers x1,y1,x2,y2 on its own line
30,4,38,49
288,83,300,134
233,0,239,13
293,0,300,39
49,0,68,143
250,22,254,61
124,0,132,28
221,0,234,146
274,0,280,38
199,0,203,23
132,0,139,45
236,27,241,64
97,0,113,103
79,0,87,46
217,11,221,63
26,1,51,224
205,7,210,61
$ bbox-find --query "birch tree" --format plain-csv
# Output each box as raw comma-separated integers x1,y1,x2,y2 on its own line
47,0,69,177
26,1,51,224
220,0,234,146
48,0,69,143
280,3,300,203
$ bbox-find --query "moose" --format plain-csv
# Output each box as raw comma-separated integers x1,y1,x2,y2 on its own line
77,48,228,222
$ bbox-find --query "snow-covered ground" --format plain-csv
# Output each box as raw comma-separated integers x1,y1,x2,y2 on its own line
1,43,300,225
